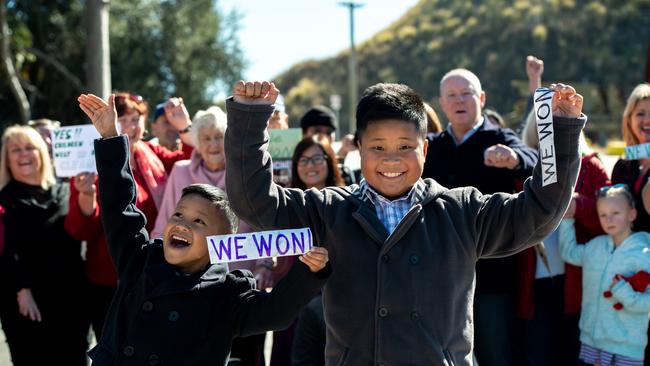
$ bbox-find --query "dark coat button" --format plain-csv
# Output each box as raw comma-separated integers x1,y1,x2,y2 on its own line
148,354,160,365
410,254,419,265
378,307,389,317
411,311,420,320
382,254,389,262
168,311,180,322
142,301,153,312
123,345,135,357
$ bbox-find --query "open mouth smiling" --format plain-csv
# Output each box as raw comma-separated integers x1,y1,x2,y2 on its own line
169,234,191,248
380,172,404,178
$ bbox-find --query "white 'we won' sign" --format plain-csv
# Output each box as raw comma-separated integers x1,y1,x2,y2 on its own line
207,228,313,264
534,87,557,186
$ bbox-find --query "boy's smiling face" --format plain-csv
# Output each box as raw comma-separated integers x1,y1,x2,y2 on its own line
358,119,428,199
162,194,227,274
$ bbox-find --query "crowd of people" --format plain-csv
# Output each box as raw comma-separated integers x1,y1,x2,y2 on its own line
0,55,647,366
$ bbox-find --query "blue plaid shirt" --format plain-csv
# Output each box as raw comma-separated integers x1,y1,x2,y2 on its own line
357,179,426,234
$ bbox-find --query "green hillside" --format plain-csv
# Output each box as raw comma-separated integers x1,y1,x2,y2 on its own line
275,0,649,139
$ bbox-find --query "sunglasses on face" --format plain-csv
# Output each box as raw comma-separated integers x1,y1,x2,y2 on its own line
597,183,629,197
298,154,327,166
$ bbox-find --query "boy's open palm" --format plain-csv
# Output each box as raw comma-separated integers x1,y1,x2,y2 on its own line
550,83,583,119
233,81,279,105
299,247,329,273
78,94,119,138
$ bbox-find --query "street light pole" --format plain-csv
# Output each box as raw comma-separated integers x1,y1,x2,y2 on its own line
339,1,364,135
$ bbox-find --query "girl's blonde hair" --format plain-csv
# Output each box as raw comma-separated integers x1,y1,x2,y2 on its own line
622,83,650,146
597,185,635,209
0,125,56,190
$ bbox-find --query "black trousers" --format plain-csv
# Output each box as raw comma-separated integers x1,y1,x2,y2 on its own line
84,282,116,341
518,275,581,366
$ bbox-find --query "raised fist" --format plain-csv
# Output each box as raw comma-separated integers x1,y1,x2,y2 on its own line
233,81,280,106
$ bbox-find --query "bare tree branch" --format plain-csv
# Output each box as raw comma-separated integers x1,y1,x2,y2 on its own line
26,47,84,91
0,0,30,122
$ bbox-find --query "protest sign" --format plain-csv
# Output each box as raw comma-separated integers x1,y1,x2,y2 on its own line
534,87,557,186
52,125,101,177
207,227,313,264
624,143,650,160
268,128,301,159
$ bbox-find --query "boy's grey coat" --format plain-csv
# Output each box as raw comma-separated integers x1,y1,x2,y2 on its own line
225,99,585,366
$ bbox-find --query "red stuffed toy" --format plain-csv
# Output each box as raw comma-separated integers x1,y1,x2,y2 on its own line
603,271,650,310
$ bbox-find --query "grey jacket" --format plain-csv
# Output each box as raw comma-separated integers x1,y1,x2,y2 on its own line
225,98,586,366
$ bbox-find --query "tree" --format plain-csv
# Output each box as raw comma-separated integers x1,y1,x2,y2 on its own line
275,0,650,134
0,0,244,126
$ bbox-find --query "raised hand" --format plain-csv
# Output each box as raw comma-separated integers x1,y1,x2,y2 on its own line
564,193,578,218
299,246,329,273
550,83,583,119
74,172,97,196
17,288,41,322
78,94,118,138
526,55,544,94
484,144,519,169
233,81,279,105
164,97,191,131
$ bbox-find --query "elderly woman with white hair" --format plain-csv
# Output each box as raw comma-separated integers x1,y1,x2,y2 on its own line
152,106,231,237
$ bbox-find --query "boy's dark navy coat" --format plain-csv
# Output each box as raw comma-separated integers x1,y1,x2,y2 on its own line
88,136,328,366
225,99,586,366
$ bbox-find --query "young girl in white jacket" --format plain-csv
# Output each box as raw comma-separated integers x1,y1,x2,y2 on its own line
560,184,650,365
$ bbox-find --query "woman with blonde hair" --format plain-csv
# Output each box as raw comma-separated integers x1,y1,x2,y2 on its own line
611,82,650,364
612,83,650,231
0,125,87,365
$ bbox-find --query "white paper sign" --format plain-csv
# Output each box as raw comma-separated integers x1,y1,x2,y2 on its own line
624,143,650,160
52,125,101,177
534,87,557,186
207,227,313,264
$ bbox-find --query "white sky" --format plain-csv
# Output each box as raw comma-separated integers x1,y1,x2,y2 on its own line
219,0,420,80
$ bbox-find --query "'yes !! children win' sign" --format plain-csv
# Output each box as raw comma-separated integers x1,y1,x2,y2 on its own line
207,228,313,264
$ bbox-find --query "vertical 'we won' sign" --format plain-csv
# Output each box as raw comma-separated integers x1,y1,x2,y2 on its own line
534,88,557,186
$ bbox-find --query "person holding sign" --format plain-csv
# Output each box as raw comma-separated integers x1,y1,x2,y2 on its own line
0,125,87,365
225,80,585,366
150,105,271,366
77,93,330,366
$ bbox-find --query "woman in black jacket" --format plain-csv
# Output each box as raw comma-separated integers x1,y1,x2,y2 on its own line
0,125,86,365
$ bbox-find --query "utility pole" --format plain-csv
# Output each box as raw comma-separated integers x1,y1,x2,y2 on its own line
86,0,111,99
339,1,363,135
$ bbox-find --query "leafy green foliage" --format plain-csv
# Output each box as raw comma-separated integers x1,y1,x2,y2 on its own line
276,0,650,135
1,0,243,126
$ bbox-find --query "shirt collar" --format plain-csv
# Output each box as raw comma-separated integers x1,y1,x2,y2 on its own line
358,178,426,206
446,115,484,145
